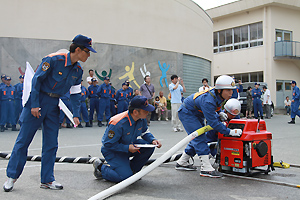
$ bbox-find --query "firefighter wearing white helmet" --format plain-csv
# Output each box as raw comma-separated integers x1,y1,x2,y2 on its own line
175,75,243,178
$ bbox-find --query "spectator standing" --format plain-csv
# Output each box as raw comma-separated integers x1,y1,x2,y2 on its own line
169,75,186,132
288,80,300,124
14,75,24,126
246,86,253,118
284,96,291,115
97,76,111,127
132,89,140,98
158,91,168,121
115,83,129,114
86,69,98,85
140,75,155,125
198,78,212,92
263,86,272,119
88,78,100,126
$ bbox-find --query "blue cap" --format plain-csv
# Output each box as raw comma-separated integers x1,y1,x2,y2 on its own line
291,80,296,84
124,81,130,86
255,82,260,85
91,78,97,82
130,96,155,112
1,74,6,79
103,76,110,81
122,82,127,86
72,34,97,53
5,76,11,80
19,75,24,79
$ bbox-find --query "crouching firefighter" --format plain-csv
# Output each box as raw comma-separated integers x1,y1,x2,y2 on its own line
175,75,243,178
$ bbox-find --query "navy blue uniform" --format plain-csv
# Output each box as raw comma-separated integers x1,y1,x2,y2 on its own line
14,82,23,125
88,84,100,121
79,85,89,123
0,84,16,126
100,111,156,182
110,87,117,117
252,88,263,118
97,83,111,122
115,88,128,113
178,89,230,156
126,86,133,104
6,52,82,184
59,92,72,124
291,85,300,119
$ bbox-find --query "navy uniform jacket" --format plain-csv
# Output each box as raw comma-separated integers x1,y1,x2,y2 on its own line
126,87,133,102
110,87,116,101
97,83,111,98
14,83,23,100
30,52,82,117
292,85,300,101
115,88,128,101
252,88,262,99
81,85,89,102
88,85,99,98
101,111,156,153
0,84,15,100
182,89,230,135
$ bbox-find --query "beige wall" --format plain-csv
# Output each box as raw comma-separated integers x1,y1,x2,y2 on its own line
0,0,212,61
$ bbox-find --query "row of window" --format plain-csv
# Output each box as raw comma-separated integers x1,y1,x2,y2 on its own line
213,22,263,53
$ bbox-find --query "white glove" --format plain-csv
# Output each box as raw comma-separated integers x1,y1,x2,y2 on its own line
229,129,243,137
219,112,228,121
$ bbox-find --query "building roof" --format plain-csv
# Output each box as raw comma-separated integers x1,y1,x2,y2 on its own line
206,0,300,19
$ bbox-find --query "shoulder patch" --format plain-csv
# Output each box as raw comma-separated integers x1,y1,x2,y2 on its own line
108,130,115,139
42,62,50,71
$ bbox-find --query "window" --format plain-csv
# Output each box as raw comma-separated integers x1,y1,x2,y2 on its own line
285,82,291,90
213,22,263,53
276,82,283,91
214,71,263,83
276,29,292,41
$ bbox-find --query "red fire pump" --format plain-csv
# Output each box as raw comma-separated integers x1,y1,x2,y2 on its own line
217,119,274,175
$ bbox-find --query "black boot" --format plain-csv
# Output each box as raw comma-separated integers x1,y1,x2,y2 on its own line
11,125,19,131
261,116,264,119
0,125,5,132
89,120,93,127
288,118,295,124
85,122,92,127
66,123,73,128
98,121,104,127
77,123,83,128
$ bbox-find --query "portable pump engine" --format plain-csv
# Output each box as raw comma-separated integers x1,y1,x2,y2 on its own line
217,119,274,175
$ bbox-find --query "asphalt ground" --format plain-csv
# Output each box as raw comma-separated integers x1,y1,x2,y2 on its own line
0,114,300,199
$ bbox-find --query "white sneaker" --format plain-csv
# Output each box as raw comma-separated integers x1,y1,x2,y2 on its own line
40,181,63,190
3,178,17,192
173,128,178,132
158,117,161,121
166,118,168,121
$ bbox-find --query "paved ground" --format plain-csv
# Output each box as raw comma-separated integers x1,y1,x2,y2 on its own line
0,114,300,199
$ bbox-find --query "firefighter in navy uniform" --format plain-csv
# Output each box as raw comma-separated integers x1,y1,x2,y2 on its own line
252,82,264,119
97,76,111,127
79,80,91,127
88,78,100,127
115,83,129,114
3,34,96,192
110,83,117,117
175,75,242,178
14,75,24,126
288,80,300,124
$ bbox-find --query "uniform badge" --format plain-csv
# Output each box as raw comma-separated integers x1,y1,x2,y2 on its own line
231,81,235,87
42,62,50,71
108,130,115,139
72,76,77,80
127,132,130,135
138,127,142,131
59,72,62,75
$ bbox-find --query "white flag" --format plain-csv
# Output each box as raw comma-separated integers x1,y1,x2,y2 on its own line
22,62,34,106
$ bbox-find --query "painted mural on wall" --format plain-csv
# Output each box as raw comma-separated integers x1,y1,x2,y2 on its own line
0,37,181,96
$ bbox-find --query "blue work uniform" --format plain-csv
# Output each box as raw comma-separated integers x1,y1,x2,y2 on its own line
252,88,263,118
178,89,230,156
14,82,23,125
97,83,111,122
291,85,300,119
59,92,72,124
88,84,100,121
100,111,156,183
0,84,16,126
126,86,133,104
115,88,128,114
110,87,117,117
231,85,242,99
79,85,89,123
6,52,82,184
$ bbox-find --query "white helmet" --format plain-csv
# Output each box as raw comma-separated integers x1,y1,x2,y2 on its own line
224,99,241,116
215,75,236,89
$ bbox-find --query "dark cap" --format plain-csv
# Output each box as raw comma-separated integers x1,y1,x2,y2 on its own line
122,82,127,86
255,82,260,85
72,34,97,53
130,96,155,112
291,80,296,84
124,81,130,86
1,74,6,79
5,76,11,80
19,75,24,79
103,76,110,81
91,78,97,82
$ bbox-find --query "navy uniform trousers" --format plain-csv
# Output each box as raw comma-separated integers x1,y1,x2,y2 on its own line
6,93,59,183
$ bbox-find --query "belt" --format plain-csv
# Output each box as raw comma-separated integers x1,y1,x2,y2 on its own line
41,91,61,98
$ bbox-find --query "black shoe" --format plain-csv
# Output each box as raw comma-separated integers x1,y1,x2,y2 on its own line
89,120,93,127
66,123,73,128
288,119,295,124
11,125,19,131
4,126,8,130
59,123,62,129
98,121,104,127
175,163,197,171
85,122,92,127
200,170,223,178
77,123,83,128
0,125,5,132
261,116,264,119
93,158,104,179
